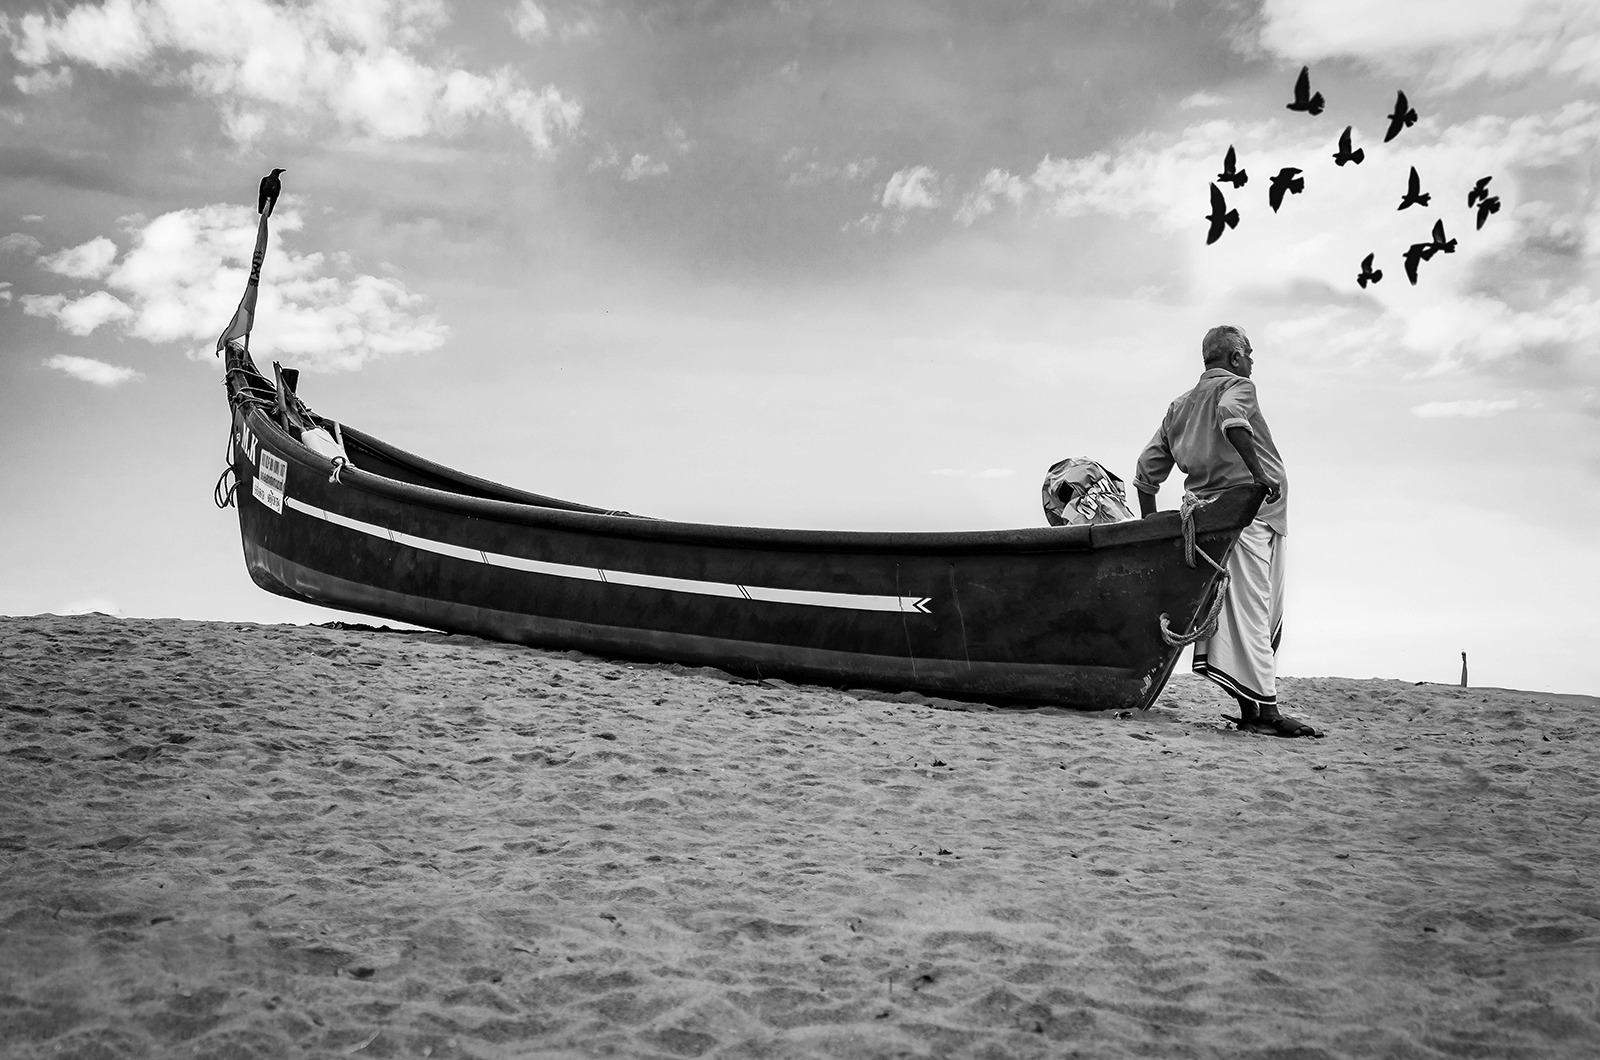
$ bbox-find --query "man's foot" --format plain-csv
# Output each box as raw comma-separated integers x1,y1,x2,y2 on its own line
1246,708,1322,738
1222,695,1259,731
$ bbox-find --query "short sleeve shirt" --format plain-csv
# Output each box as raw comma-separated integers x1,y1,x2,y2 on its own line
1133,368,1288,535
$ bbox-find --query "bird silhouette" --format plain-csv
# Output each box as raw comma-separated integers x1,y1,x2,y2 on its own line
1332,126,1364,166
1206,183,1240,245
1357,252,1382,288
258,168,285,216
1217,146,1248,188
1403,241,1436,285
1474,195,1502,230
1467,176,1493,207
1268,167,1305,213
1397,166,1429,210
1286,66,1325,115
1384,90,1417,143
1429,218,1457,255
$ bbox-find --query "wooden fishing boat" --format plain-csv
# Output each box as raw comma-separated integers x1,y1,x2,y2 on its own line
215,201,1258,710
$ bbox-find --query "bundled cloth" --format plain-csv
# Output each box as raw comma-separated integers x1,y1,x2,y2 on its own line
1041,458,1137,527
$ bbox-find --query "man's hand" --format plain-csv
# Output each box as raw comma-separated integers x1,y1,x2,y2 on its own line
1225,425,1280,505
1137,489,1159,519
1254,476,1281,504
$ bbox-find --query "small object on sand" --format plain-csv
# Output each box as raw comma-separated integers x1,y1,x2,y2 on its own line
1461,651,1468,688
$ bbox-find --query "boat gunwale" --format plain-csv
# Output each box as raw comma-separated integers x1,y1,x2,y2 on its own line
230,368,1262,558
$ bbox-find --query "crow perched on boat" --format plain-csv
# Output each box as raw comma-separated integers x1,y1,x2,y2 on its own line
1429,218,1457,255
258,168,285,216
1403,241,1436,285
1467,176,1493,207
1397,166,1429,210
1267,167,1304,213
1206,183,1239,245
1357,252,1382,288
1217,145,1248,188
1286,66,1324,115
1384,91,1417,142
1332,126,1364,166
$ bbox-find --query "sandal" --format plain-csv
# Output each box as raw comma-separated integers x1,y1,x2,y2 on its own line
1246,712,1322,738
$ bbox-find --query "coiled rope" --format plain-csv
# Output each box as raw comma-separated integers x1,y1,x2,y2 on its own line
1158,492,1231,647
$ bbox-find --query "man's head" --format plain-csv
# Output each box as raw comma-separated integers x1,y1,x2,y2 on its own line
1202,325,1253,377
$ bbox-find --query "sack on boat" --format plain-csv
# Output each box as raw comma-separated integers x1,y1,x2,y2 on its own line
1041,458,1136,527
300,424,348,463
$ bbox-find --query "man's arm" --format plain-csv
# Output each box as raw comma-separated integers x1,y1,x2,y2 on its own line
1133,423,1174,518
1225,425,1281,503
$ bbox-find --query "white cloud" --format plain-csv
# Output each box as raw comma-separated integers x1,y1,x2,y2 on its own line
588,143,620,171
882,165,941,211
664,120,692,154
954,168,1029,226
40,235,118,279
1,232,43,256
509,0,548,41
621,153,668,181
4,0,581,150
13,64,72,94
1180,90,1226,109
23,290,134,334
23,203,448,370
0,281,12,304
42,353,142,386
1411,398,1520,418
785,155,877,188
1258,0,1600,87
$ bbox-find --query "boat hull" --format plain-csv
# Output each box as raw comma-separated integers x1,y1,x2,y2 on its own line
225,370,1259,709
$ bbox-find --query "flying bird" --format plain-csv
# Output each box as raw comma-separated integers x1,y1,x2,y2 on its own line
1467,176,1493,207
1332,126,1364,167
1474,194,1502,230
1267,167,1305,213
1397,166,1429,210
1206,183,1240,245
1286,66,1325,115
1403,242,1436,285
1217,146,1248,188
1357,253,1382,288
258,168,286,216
1384,91,1418,143
1429,218,1457,255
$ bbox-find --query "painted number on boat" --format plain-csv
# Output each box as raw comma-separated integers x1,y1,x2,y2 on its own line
254,448,287,515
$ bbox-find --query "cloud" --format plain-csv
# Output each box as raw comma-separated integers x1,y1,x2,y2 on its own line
0,232,43,256
1257,0,1600,87
1411,398,1520,418
784,154,877,188
40,234,118,279
1180,90,1226,109
509,0,549,42
0,281,11,304
4,0,581,150
955,168,1028,226
13,64,72,94
621,153,668,181
23,203,448,370
588,142,619,171
881,165,941,211
42,353,142,386
23,290,134,334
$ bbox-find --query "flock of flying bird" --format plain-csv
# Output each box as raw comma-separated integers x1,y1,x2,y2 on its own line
1205,67,1503,288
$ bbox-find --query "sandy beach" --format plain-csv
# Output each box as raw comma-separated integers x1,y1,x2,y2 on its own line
1,612,1595,1059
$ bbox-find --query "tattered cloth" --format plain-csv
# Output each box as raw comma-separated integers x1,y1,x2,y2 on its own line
1041,458,1137,527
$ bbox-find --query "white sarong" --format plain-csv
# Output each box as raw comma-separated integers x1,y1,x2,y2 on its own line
1193,518,1285,707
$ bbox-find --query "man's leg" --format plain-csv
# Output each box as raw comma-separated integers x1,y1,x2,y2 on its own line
1247,531,1319,737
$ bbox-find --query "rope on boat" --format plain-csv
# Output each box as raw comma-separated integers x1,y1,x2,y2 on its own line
1158,492,1231,647
328,456,346,484
213,465,238,509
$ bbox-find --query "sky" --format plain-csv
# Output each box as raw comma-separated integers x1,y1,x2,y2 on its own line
1,0,1597,695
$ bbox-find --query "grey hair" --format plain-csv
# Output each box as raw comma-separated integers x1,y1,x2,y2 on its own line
1202,325,1249,365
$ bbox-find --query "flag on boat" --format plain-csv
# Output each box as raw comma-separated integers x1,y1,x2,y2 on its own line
215,205,271,354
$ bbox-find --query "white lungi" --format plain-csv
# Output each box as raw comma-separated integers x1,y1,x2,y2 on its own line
1193,518,1285,707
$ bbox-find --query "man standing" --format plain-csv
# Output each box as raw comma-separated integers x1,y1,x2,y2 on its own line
1133,325,1319,737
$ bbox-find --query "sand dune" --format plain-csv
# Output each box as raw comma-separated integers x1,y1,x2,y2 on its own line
1,613,1595,1058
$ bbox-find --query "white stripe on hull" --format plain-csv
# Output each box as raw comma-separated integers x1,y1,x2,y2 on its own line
282,496,933,615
